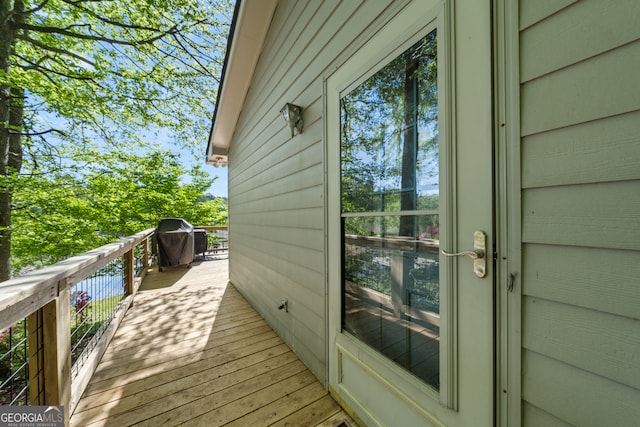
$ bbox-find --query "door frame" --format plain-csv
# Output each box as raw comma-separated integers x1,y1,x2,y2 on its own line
324,0,500,425
493,0,523,425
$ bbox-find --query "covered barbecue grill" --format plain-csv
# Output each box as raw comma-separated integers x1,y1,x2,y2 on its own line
194,229,208,259
156,218,195,269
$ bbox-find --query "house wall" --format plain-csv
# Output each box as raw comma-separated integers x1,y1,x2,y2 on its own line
226,0,409,384
518,0,640,425
225,0,640,422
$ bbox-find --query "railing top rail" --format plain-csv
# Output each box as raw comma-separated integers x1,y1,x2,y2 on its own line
0,228,155,331
344,234,439,252
194,225,228,231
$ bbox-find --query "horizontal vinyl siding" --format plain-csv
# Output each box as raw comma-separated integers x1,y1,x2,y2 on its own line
519,1,640,425
520,0,640,82
227,0,401,384
521,403,572,427
522,244,640,320
523,296,640,390
522,111,640,188
518,0,577,31
522,351,640,427
522,181,640,250
520,40,640,137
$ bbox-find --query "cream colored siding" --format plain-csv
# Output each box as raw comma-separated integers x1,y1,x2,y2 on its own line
523,182,640,250
519,0,640,425
226,0,405,384
521,402,571,427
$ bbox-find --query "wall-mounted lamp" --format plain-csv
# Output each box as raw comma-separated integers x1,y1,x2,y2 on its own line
280,103,303,137
211,155,228,168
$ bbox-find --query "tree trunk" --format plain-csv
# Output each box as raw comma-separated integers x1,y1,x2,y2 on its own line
399,52,418,237
0,0,23,280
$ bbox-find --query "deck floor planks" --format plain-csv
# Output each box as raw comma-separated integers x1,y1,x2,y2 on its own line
166,369,318,426
75,343,293,414
271,394,347,427
224,381,333,427
71,259,355,427
77,354,307,426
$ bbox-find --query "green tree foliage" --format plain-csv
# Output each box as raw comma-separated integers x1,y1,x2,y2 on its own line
0,0,233,279
12,149,227,274
340,30,438,237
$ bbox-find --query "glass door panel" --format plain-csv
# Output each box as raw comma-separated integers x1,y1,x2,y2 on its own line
342,214,440,388
340,30,441,390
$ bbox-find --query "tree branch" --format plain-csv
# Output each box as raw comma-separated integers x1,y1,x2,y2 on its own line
13,127,67,137
16,34,97,67
15,53,96,81
170,33,213,77
61,0,179,33
16,22,179,46
24,0,50,15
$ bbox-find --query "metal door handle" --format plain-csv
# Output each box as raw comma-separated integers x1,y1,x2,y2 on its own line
441,249,484,259
441,230,487,278
441,249,485,259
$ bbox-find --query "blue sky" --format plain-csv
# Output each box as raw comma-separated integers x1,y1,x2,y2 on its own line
178,148,228,197
205,161,228,197
169,148,228,197
155,127,228,198
179,147,228,197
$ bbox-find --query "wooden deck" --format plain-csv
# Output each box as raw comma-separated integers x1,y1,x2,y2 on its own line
70,258,355,427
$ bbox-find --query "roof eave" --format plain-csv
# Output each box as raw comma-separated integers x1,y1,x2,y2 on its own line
206,0,278,165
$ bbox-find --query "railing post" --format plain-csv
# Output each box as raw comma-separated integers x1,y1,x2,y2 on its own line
391,251,413,318
391,252,405,318
42,281,71,425
143,237,149,271
124,248,135,296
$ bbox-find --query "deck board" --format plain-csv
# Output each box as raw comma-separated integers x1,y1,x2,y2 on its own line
71,259,355,427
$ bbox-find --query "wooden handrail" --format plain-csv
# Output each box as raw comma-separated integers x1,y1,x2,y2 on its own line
194,225,228,231
0,228,155,331
344,234,439,254
0,228,154,422
0,225,227,418
0,226,228,330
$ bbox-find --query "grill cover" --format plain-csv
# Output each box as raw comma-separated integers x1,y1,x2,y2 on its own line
194,229,208,257
156,218,194,267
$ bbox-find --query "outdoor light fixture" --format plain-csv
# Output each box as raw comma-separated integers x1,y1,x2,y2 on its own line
280,103,303,137
211,155,228,168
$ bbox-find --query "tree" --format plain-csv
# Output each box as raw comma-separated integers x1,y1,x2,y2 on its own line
340,30,438,237
0,0,233,280
12,148,227,274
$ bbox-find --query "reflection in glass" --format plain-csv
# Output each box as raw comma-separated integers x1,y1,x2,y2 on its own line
340,30,440,389
341,30,438,215
343,216,440,388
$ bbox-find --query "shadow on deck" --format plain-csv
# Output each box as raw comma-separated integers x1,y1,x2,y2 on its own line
70,258,354,427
